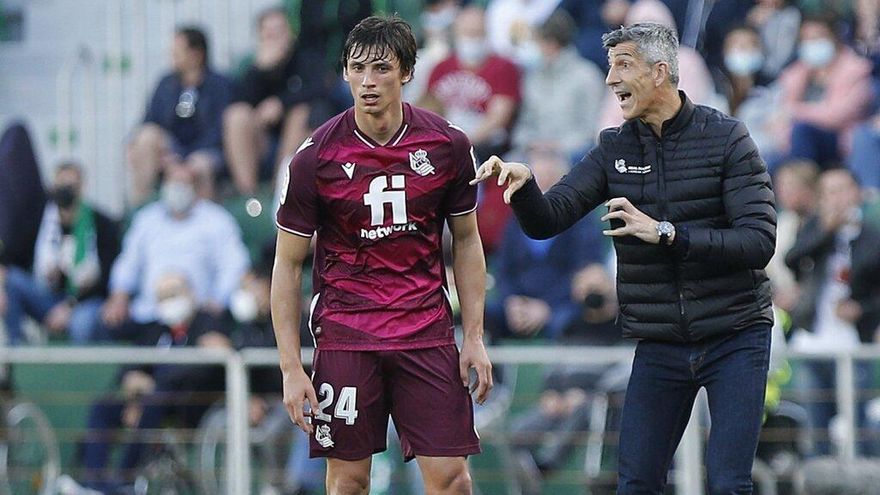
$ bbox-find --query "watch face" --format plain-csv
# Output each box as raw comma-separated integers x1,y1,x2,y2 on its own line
658,221,674,235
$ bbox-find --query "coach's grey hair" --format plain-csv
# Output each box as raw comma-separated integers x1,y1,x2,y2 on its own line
601,22,679,86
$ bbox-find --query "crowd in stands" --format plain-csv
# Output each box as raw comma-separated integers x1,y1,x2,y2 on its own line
3,0,880,492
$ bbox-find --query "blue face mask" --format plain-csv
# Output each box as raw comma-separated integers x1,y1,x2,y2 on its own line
798,38,836,68
724,50,764,76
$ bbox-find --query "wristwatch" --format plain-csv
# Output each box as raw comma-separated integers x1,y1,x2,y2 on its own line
656,221,675,245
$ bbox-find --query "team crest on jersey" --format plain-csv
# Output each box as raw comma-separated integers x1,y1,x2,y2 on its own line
409,149,435,176
315,424,334,448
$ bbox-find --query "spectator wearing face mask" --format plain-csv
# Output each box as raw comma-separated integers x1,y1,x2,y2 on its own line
101,165,250,330
424,5,521,160
745,0,801,80
510,10,606,161
423,5,522,257
73,272,232,493
2,161,120,344
775,14,875,168
403,0,461,104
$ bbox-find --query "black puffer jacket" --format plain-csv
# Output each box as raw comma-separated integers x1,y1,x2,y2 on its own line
510,92,776,342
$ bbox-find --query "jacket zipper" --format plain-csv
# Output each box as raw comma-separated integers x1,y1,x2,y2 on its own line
655,139,688,338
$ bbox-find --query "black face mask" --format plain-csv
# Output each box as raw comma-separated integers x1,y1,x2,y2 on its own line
53,185,78,209
583,292,605,309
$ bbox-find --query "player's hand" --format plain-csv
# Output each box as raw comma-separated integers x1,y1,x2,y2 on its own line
600,197,662,244
469,155,533,204
282,367,319,434
459,336,493,405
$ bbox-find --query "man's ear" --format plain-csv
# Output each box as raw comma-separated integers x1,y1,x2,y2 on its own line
402,71,413,84
654,61,669,87
342,68,350,82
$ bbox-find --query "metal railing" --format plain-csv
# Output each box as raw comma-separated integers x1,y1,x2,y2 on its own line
2,344,879,494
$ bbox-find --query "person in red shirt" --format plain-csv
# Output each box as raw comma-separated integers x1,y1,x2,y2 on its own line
424,6,522,255
272,15,492,495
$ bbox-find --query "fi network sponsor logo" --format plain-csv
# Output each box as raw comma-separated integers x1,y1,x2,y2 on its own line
360,222,419,240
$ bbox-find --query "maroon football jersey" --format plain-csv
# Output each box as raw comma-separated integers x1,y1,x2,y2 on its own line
276,103,478,351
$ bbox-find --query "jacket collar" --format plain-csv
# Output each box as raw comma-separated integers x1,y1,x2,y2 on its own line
635,90,695,139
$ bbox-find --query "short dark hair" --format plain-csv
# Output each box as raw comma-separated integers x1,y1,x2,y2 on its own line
176,26,209,67
537,10,575,48
341,15,418,80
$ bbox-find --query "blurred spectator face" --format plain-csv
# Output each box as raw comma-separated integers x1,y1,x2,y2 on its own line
259,10,294,50
453,7,489,67
774,162,818,215
160,165,197,215
345,45,409,117
723,28,764,77
171,33,203,74
819,169,861,215
52,164,83,211
757,0,784,8
230,272,271,323
602,0,630,26
421,0,459,39
155,273,196,327
571,263,617,321
798,21,838,68
606,41,663,121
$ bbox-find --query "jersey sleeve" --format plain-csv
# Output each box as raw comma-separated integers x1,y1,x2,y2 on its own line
276,138,319,237
444,125,479,217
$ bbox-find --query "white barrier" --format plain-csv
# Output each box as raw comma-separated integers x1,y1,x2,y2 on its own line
2,344,880,494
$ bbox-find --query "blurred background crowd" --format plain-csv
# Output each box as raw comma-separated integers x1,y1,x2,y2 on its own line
2,0,880,493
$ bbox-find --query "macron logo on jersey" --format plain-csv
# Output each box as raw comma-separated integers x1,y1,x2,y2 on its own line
342,162,356,179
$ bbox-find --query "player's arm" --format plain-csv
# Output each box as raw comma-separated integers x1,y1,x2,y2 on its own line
448,212,493,404
271,230,319,433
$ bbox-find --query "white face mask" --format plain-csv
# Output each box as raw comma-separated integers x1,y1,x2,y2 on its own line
157,295,194,327
515,41,543,71
798,38,836,68
230,289,259,323
724,50,764,76
455,36,488,66
161,181,196,214
421,6,457,34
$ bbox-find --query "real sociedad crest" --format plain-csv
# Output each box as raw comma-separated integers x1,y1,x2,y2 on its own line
409,149,435,176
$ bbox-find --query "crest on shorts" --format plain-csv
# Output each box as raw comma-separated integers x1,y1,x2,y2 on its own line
316,424,334,448
409,149,435,176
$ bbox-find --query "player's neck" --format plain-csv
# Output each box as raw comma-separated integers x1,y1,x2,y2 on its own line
354,102,404,145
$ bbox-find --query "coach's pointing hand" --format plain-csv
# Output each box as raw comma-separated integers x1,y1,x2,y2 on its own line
283,368,319,434
470,155,533,204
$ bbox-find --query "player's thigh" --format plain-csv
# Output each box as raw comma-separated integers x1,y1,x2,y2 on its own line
310,350,389,460
389,345,480,458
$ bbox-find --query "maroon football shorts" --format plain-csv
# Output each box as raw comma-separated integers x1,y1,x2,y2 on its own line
308,344,481,461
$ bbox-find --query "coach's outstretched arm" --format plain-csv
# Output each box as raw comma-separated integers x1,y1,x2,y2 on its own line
271,230,320,434
471,153,606,239
448,212,493,405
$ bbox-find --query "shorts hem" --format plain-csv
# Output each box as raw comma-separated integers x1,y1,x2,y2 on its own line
404,444,482,462
310,446,386,461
